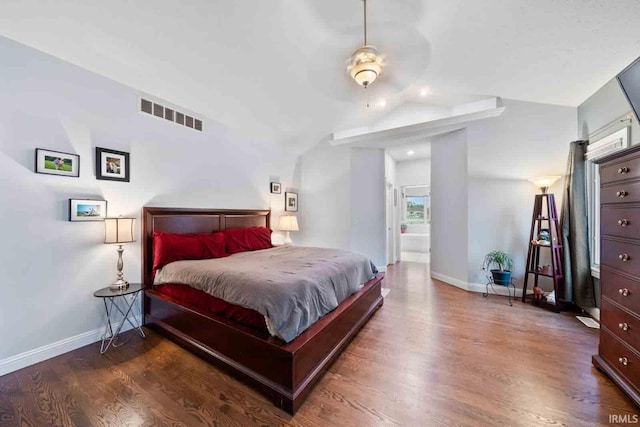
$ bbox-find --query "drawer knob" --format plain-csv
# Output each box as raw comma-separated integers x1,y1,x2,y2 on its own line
619,322,630,331
620,288,630,296
619,254,630,261
617,190,628,198
619,357,629,366
618,219,630,227
618,167,630,174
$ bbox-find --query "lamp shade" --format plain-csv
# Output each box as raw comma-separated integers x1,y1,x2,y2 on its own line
104,217,136,244
278,215,299,232
529,176,561,189
352,64,380,87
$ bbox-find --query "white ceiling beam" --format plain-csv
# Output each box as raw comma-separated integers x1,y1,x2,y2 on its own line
330,105,506,148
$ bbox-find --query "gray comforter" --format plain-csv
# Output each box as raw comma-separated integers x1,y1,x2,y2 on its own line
153,245,377,342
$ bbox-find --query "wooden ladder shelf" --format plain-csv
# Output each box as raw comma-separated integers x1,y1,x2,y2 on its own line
522,193,565,312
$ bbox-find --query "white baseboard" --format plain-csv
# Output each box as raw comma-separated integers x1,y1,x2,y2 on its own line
431,271,523,297
430,271,468,289
0,316,142,377
377,265,388,273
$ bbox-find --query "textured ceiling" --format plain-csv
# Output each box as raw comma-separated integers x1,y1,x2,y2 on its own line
2,0,640,149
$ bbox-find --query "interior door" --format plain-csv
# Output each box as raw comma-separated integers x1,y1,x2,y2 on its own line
386,181,395,265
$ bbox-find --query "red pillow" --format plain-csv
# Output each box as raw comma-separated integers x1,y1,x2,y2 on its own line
153,231,227,271
224,227,273,254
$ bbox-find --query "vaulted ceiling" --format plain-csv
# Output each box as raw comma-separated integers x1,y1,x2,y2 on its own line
2,0,640,151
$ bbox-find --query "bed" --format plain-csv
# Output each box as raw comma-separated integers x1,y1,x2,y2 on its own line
142,207,384,414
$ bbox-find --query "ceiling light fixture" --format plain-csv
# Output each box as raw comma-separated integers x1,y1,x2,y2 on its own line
420,88,430,97
348,0,384,89
407,150,415,156
377,99,387,107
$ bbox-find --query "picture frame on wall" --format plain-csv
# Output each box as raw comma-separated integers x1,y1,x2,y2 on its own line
35,148,80,177
270,182,282,194
285,192,298,212
96,147,130,182
69,199,107,222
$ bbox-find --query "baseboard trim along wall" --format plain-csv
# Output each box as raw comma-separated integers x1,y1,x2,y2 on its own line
376,265,388,273
0,316,142,377
431,271,524,298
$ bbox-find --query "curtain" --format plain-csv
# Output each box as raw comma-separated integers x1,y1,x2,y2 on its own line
561,140,595,308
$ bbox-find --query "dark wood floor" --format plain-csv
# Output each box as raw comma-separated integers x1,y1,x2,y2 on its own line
1,262,638,426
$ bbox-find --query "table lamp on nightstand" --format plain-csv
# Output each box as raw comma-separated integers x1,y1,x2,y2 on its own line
104,217,136,290
278,215,299,244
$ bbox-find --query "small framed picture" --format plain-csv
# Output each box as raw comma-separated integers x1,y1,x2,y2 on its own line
35,148,80,177
96,147,130,182
285,192,298,212
270,182,281,194
69,199,107,222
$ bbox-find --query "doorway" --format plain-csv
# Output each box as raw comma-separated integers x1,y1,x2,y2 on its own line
386,181,396,265
384,142,431,265
400,185,430,263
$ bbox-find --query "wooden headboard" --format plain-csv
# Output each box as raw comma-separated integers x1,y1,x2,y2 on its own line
142,207,270,286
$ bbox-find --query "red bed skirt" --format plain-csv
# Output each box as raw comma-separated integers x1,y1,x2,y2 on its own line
152,283,269,333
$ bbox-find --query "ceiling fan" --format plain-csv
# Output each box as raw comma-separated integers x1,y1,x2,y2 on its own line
347,0,385,88
304,1,430,103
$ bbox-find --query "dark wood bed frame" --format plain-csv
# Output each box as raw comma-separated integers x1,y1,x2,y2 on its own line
142,207,384,414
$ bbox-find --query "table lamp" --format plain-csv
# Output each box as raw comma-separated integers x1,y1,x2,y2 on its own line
528,176,561,194
278,215,299,244
104,217,136,289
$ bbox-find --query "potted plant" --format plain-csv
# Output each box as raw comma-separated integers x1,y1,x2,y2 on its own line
482,250,514,286
400,223,407,234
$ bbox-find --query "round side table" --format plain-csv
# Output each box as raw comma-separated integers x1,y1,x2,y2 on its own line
93,284,146,354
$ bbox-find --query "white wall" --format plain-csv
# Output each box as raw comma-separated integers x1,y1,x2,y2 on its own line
465,99,576,286
350,148,386,267
0,37,297,368
578,78,640,144
396,158,431,187
384,152,397,186
466,178,564,286
467,99,576,179
299,99,576,293
297,141,351,251
298,144,388,268
430,130,468,284
428,99,574,293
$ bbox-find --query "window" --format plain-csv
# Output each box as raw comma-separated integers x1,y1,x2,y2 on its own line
404,195,430,224
585,125,630,278
406,196,426,224
403,185,430,225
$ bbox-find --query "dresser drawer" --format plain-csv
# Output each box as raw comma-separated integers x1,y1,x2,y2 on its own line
601,152,640,184
601,180,640,204
601,299,640,351
600,328,640,386
602,206,640,240
602,239,640,278
602,267,640,311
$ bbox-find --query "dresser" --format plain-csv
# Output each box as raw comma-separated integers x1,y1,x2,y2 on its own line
593,143,640,407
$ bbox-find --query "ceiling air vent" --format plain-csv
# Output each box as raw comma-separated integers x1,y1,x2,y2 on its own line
139,98,202,132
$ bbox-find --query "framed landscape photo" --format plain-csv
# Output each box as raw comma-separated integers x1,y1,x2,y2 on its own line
96,147,130,182
35,148,80,177
285,192,298,212
270,182,281,194
69,199,107,222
